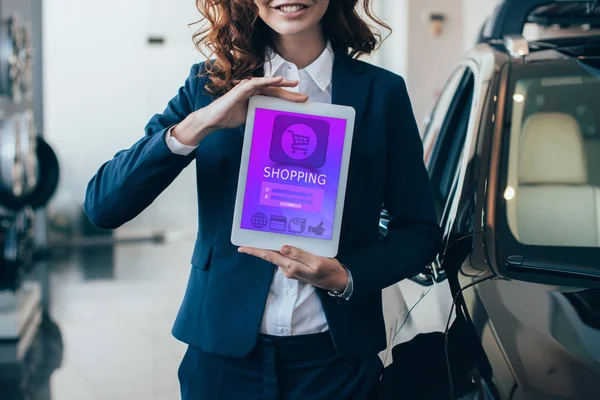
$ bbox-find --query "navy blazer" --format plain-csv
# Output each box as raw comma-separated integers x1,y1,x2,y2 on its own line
84,53,441,359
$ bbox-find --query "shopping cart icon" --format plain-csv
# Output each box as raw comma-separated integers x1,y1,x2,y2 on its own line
289,130,310,156
270,115,330,168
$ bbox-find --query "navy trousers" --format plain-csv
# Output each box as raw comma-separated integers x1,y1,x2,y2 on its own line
178,332,383,400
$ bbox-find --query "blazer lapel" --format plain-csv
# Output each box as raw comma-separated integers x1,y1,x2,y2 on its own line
332,53,373,135
239,53,372,136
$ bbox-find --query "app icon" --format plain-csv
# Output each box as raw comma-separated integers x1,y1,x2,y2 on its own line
309,221,325,236
289,218,306,234
251,213,268,229
270,115,329,168
269,216,287,232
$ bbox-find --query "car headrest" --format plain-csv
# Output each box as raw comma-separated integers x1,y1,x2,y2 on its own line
519,112,587,185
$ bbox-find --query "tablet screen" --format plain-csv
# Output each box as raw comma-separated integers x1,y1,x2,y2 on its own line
240,108,348,241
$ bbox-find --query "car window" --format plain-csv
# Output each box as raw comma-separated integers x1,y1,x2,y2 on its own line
423,67,466,163
428,69,476,216
380,67,467,229
503,61,600,248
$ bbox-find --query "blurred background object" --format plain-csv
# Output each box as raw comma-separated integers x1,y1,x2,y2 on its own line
0,0,62,398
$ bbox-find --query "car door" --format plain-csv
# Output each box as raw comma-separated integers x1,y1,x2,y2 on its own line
415,58,501,398
471,57,600,400
379,61,491,400
439,54,600,399
379,64,472,349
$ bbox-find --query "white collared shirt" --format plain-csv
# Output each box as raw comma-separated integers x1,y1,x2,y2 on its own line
258,43,334,336
167,44,335,336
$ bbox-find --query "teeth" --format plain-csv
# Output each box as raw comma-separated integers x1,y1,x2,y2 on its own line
280,5,304,13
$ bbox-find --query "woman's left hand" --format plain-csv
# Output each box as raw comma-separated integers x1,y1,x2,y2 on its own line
238,245,348,292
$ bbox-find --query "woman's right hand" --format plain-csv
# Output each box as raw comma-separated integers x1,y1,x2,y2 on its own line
171,76,308,146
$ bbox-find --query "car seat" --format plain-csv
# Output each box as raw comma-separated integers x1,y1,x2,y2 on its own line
517,112,600,247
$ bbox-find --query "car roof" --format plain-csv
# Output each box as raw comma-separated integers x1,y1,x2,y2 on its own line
474,0,600,65
481,0,600,41
489,35,600,63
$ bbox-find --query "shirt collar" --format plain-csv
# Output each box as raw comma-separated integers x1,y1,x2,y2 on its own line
264,41,334,92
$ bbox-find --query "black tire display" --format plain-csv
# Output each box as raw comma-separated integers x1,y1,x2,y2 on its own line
0,136,59,210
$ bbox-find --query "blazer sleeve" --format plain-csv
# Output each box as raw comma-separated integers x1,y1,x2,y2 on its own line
84,63,206,229
337,76,442,301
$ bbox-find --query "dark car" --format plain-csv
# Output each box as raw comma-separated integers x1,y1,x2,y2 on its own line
379,1,600,399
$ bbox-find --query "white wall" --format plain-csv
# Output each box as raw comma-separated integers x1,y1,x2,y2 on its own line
44,0,202,234
406,0,464,127
377,0,409,77
377,0,500,129
462,0,501,51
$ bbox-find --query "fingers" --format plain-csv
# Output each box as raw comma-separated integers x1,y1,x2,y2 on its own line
265,79,301,88
238,246,285,265
280,246,318,267
250,76,284,87
236,76,281,86
234,77,307,103
237,76,298,89
260,87,309,103
238,246,318,281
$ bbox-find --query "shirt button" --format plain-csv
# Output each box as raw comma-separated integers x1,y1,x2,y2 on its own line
287,289,295,296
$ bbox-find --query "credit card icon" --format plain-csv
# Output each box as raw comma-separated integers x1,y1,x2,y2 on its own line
269,216,287,232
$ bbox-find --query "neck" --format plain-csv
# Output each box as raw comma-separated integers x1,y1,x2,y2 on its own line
272,28,326,69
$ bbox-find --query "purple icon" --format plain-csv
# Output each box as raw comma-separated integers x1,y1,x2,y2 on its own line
309,221,325,236
251,213,268,229
289,218,307,233
283,124,317,160
270,115,329,168
269,216,287,231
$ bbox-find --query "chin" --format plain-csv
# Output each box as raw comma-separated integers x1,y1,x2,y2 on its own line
271,22,316,36
257,1,328,38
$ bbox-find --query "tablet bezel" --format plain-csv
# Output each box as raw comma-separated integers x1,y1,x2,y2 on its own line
231,95,356,258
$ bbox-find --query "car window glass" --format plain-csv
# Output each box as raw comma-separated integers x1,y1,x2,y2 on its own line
423,67,466,163
440,86,474,199
429,70,476,216
504,67,600,248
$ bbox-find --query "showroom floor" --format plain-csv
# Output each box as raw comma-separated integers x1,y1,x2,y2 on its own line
9,238,195,400
3,237,453,400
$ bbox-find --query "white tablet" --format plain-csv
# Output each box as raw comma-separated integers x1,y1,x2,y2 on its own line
231,95,356,258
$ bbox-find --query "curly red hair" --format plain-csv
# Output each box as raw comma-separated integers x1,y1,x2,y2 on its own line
193,0,389,95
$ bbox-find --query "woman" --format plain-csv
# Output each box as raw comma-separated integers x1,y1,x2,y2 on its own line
85,0,441,399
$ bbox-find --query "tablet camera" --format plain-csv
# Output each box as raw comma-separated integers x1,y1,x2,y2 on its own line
270,115,330,168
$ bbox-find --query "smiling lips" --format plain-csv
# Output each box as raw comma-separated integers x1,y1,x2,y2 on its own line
273,3,309,13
